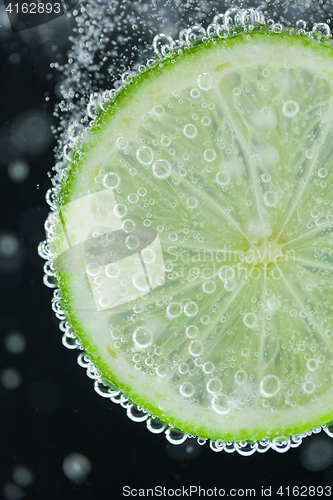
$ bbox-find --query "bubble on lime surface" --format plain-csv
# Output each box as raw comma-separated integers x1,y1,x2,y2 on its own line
40,0,333,452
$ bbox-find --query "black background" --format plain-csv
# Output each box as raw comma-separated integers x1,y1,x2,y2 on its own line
1,1,333,499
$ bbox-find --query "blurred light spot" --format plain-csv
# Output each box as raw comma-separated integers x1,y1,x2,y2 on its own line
9,53,21,64
165,439,203,461
10,110,53,155
63,453,92,484
0,234,24,273
1,368,22,390
28,381,62,414
300,436,333,472
12,465,34,487
8,160,30,182
5,332,27,355
3,482,25,500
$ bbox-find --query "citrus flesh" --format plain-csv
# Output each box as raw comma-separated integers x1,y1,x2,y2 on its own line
51,30,333,443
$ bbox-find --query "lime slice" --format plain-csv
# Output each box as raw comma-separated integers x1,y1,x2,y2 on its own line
46,26,333,445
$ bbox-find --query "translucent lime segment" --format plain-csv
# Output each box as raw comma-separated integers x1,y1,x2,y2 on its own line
50,30,333,442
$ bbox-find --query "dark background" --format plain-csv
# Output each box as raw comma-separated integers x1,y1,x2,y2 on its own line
1,1,333,499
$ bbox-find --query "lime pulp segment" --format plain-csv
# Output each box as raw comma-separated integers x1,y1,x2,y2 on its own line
50,30,333,443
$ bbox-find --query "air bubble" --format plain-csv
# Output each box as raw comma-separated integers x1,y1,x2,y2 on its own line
306,149,314,159
224,280,236,291
152,159,172,179
186,197,198,209
197,72,213,91
128,193,139,203
203,362,214,374
206,378,222,394
126,235,140,250
156,365,168,377
189,340,203,357
105,263,119,278
136,146,154,165
264,191,278,207
202,280,216,294
216,171,229,186
307,359,319,371
202,116,211,126
312,23,331,37
235,370,247,385
259,375,281,398
132,326,153,349
179,363,189,374
190,88,200,98
183,124,197,138
318,168,327,178
243,312,257,328
218,266,235,281
167,303,182,318
184,302,199,317
302,381,315,393
114,204,127,217
103,172,120,189
186,325,199,338
211,393,231,415
261,173,271,182
123,219,135,233
133,273,149,292
161,135,171,146
180,382,194,398
282,100,299,118
204,149,216,162
116,136,128,149
142,248,155,264
233,87,241,96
